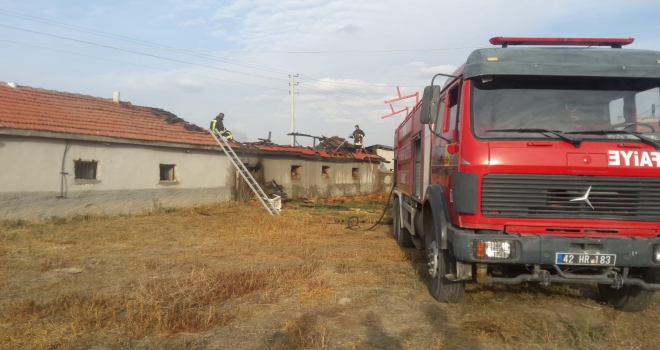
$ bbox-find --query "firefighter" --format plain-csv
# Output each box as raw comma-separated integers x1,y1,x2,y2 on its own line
209,113,234,141
349,125,365,153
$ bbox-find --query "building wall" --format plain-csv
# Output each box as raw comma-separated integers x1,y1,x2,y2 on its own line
237,154,378,199
0,135,381,220
0,135,234,220
373,149,394,171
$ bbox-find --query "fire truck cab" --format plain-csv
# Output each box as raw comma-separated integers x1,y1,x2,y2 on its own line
393,37,660,311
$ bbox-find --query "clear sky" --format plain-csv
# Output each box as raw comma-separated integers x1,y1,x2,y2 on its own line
1,0,659,146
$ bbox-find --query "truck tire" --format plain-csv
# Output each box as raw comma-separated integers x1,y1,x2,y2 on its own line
393,197,414,248
598,268,660,312
425,215,464,303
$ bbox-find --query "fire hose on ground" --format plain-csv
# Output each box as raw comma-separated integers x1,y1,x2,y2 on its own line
346,184,395,231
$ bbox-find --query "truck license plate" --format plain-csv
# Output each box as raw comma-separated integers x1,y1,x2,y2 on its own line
556,253,616,266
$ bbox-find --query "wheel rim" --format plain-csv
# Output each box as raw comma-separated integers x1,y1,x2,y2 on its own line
427,240,439,278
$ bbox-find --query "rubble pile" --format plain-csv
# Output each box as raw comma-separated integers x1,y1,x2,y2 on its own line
314,136,354,152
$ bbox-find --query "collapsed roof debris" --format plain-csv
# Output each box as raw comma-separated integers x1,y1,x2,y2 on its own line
314,136,354,153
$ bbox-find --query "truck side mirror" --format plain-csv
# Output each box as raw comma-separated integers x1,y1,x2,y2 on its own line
420,85,440,124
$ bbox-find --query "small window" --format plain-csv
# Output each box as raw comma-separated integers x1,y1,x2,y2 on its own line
433,96,446,133
74,160,97,180
447,85,460,134
322,166,330,179
352,168,359,180
159,164,177,182
291,165,302,180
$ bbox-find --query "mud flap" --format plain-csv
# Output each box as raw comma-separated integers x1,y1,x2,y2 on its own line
424,185,451,250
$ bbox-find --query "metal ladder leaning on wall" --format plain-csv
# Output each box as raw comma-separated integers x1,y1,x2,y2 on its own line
210,132,281,216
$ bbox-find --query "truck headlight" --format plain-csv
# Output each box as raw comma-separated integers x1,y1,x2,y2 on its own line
474,240,515,260
655,245,660,263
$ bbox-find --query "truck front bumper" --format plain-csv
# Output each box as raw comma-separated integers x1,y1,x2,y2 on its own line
449,229,660,290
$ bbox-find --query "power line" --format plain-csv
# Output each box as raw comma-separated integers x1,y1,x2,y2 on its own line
4,43,394,131
299,83,386,108
0,9,426,108
300,79,423,88
0,10,481,55
3,40,388,131
1,39,423,87
0,30,391,108
0,9,428,100
297,93,388,116
1,40,384,112
298,75,415,106
0,24,290,83
218,46,483,54
0,9,484,55
3,40,388,120
0,39,289,92
0,10,289,76
0,38,483,55
298,79,422,111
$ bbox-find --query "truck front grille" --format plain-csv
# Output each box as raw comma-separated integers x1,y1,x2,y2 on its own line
481,175,660,221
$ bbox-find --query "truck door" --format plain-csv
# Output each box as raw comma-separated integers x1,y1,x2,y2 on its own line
431,82,462,210
432,83,461,177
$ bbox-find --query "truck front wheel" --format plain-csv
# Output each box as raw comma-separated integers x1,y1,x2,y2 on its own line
393,197,414,248
425,216,464,303
598,268,660,312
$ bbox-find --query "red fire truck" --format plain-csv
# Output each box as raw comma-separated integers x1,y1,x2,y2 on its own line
393,37,660,311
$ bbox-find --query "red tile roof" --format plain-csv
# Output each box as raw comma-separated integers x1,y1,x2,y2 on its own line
0,82,381,161
0,81,216,147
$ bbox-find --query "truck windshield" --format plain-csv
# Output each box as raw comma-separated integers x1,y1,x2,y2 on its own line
472,75,660,142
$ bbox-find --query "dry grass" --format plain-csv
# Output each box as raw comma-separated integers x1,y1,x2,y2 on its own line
274,313,330,349
2,265,317,340
1,196,659,349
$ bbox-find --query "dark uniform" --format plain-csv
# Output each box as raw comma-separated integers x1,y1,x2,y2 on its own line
351,125,364,153
210,114,234,141
352,126,365,153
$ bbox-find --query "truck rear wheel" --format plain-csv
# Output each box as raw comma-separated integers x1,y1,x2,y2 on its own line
393,197,414,248
598,268,660,312
425,216,464,303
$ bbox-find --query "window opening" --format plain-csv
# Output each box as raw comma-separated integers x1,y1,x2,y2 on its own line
433,96,447,133
322,166,331,179
352,168,359,180
159,164,177,181
446,85,461,139
291,165,302,180
74,160,97,180
636,87,660,126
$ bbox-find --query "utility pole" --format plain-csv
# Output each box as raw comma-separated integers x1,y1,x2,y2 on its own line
289,74,299,146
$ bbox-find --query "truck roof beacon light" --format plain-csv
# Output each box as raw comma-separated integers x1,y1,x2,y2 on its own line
489,37,634,48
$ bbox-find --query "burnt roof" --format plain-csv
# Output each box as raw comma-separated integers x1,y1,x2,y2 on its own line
365,144,394,151
0,81,382,163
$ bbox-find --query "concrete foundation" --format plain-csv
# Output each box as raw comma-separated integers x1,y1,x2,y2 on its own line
0,187,233,221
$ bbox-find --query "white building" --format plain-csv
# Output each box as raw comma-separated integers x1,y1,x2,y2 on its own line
365,144,394,171
0,82,382,220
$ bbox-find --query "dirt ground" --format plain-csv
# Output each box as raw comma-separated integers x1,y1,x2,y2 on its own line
1,196,659,350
